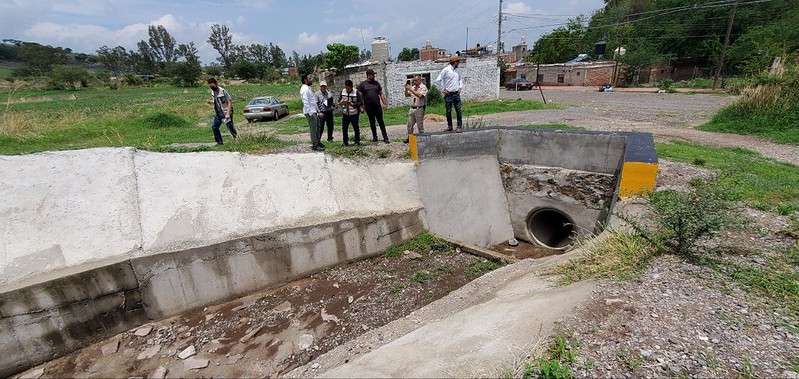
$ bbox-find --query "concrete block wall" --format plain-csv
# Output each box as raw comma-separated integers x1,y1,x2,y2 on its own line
385,57,500,107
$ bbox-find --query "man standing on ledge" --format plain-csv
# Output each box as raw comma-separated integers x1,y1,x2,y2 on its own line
358,68,390,143
301,73,324,151
404,74,427,143
434,55,464,132
206,77,238,145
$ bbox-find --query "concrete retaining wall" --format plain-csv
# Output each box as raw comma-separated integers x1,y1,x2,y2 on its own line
1,149,423,285
0,148,425,377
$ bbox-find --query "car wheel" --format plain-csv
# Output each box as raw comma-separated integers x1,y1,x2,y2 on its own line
247,118,253,124
274,112,279,122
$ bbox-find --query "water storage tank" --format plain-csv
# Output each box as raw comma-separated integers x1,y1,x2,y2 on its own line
372,37,390,62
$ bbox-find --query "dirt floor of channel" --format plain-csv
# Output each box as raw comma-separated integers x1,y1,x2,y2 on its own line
27,235,505,378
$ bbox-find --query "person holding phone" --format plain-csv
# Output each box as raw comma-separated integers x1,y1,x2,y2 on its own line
404,74,427,143
205,77,238,145
339,79,362,146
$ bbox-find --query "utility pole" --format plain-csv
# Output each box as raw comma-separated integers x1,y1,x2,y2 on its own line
713,0,738,90
466,26,469,53
497,0,503,54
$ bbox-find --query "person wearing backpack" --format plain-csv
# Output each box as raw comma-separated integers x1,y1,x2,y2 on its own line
339,79,362,146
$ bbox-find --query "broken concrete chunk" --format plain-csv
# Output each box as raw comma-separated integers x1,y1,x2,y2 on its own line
183,357,209,371
403,250,423,260
348,296,354,304
134,325,153,337
321,308,340,323
136,345,161,360
150,366,168,379
273,301,292,313
238,317,250,325
240,325,264,343
177,345,196,360
19,367,45,379
605,298,624,306
298,334,314,350
101,339,120,356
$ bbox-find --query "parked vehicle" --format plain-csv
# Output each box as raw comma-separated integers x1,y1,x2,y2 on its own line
504,78,534,91
243,96,289,123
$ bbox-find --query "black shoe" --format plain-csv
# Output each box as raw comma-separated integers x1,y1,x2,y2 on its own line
444,127,453,132
383,140,390,144
372,138,378,142
216,142,224,146
403,138,409,144
343,143,349,147
312,145,325,151
318,142,326,148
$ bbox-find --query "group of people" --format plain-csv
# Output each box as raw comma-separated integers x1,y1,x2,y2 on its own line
206,55,465,151
299,55,465,151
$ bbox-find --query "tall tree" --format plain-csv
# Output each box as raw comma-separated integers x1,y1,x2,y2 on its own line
133,40,158,74
248,44,270,64
16,43,68,76
269,43,287,68
97,45,130,76
323,43,359,71
176,42,200,65
207,24,234,69
148,25,177,63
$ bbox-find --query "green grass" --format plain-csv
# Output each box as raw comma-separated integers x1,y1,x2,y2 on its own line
0,84,556,155
700,109,799,145
383,232,450,258
657,141,799,214
467,259,501,278
0,68,12,81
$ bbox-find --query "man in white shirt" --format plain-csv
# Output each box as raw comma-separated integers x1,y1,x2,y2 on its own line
300,73,324,151
434,55,464,132
404,74,428,143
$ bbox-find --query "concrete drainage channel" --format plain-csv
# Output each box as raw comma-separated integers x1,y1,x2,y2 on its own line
1,128,655,378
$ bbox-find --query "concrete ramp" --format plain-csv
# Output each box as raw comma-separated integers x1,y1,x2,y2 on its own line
319,265,595,378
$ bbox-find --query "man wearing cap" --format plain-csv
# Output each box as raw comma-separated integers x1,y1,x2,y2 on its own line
434,55,464,132
315,80,335,142
357,68,390,143
404,74,427,143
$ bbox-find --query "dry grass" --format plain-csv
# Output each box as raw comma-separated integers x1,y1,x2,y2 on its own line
553,227,654,285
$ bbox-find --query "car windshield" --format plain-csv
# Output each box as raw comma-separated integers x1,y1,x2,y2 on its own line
248,98,267,105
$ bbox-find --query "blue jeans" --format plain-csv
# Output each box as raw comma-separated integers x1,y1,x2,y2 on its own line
211,114,237,144
444,91,462,128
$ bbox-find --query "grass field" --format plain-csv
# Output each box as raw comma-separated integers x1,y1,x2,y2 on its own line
0,68,12,81
0,84,555,155
657,141,799,214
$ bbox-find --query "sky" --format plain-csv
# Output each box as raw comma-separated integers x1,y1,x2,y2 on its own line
0,0,605,65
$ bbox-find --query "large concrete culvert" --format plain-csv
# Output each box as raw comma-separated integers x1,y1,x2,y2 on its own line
526,208,575,250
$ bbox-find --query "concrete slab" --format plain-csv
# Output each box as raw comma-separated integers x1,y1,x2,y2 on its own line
416,156,513,248
319,269,595,378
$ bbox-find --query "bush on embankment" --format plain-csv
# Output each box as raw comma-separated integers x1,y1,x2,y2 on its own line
701,59,799,145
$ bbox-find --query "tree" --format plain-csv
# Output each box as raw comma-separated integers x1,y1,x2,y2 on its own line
532,16,588,64
132,40,158,74
208,24,234,69
231,60,263,80
397,47,419,61
97,45,130,76
295,52,325,76
49,65,90,89
359,48,372,61
248,44,270,64
148,25,177,63
269,43,287,68
166,42,202,87
323,43,359,72
176,42,200,65
16,43,68,76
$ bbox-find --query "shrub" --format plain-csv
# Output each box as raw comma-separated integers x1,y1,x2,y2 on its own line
48,65,91,90
140,112,191,129
124,73,143,86
620,178,733,258
427,85,442,106
657,78,674,92
205,66,223,77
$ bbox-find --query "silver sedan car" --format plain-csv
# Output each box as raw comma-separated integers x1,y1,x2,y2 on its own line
243,96,289,123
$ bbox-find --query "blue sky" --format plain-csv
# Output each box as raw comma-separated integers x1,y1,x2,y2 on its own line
1,0,604,65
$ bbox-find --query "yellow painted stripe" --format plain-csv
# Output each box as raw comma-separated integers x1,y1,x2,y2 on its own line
409,134,419,161
619,162,658,198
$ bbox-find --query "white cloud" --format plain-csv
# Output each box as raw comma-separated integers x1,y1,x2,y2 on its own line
504,2,535,15
297,32,319,45
326,27,375,45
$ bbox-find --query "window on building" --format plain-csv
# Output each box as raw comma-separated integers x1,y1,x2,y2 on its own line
576,71,581,76
557,74,565,83
520,74,527,79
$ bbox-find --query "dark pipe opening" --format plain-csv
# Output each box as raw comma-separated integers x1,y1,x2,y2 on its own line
526,208,575,249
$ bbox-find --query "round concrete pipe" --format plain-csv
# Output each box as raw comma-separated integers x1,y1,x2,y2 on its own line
526,208,575,249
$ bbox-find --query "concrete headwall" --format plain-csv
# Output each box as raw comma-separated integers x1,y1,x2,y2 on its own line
0,149,423,286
